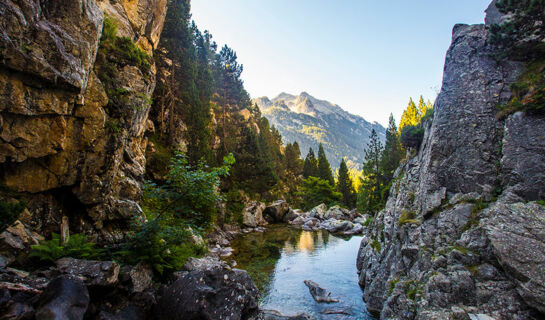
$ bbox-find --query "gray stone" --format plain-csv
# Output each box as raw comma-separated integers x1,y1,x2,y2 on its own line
307,204,327,220
303,280,338,303
154,257,259,320
263,200,290,223
56,258,120,287
243,201,267,227
35,276,90,320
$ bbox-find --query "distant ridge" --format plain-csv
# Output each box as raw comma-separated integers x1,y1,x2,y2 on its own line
253,92,385,170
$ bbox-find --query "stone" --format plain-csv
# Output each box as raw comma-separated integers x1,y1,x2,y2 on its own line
0,220,43,265
243,201,267,227
154,257,259,320
282,209,300,223
35,276,90,320
258,310,312,320
343,223,363,235
290,216,306,226
482,202,545,314
320,219,353,233
56,258,120,287
306,204,327,220
127,262,153,293
263,200,290,223
303,280,339,303
323,206,347,220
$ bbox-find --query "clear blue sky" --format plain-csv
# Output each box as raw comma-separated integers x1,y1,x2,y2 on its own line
191,0,491,126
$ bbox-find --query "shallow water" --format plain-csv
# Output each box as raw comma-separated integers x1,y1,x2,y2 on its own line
226,225,375,320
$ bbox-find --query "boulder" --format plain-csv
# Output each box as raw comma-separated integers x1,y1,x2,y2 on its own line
242,201,267,227
282,209,300,223
303,280,338,303
0,220,43,265
301,218,320,231
154,257,259,320
263,200,290,223
323,206,346,220
56,258,120,287
343,223,364,235
290,216,306,226
482,202,545,314
35,276,90,320
259,310,312,320
320,219,353,233
124,262,153,293
307,204,327,220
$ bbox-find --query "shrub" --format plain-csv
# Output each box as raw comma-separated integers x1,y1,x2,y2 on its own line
370,239,381,252
30,233,100,263
120,152,233,275
0,200,26,232
400,125,424,149
398,210,420,226
295,176,342,211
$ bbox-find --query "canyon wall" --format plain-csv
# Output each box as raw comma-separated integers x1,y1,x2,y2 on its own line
356,3,545,320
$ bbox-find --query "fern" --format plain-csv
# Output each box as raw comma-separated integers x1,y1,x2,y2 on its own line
30,233,101,263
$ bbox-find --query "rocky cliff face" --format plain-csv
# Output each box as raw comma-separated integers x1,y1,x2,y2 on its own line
356,4,545,320
0,0,167,242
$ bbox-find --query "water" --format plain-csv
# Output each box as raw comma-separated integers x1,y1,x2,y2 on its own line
226,225,375,320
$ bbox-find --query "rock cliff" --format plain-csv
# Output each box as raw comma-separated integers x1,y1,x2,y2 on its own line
356,3,545,320
0,0,167,242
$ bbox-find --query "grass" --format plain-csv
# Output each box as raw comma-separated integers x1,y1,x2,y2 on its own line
363,217,373,227
496,57,545,119
462,199,490,232
398,210,421,226
388,278,400,296
370,239,381,253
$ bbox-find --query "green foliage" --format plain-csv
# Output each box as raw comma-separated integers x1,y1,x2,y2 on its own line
358,129,385,215
296,176,341,211
303,147,319,178
388,278,400,295
30,233,99,263
496,58,545,118
285,142,303,176
336,158,356,208
398,210,421,226
363,217,373,227
399,96,433,133
225,189,245,225
317,143,335,186
536,200,545,206
400,125,425,149
120,152,232,275
370,239,381,252
105,119,121,133
0,199,26,232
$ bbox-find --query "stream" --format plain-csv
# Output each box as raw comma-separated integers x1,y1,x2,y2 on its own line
225,225,375,320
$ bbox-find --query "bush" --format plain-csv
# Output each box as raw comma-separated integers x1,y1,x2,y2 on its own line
398,210,421,226
30,233,100,263
120,152,233,276
0,199,26,232
295,176,342,211
400,125,424,149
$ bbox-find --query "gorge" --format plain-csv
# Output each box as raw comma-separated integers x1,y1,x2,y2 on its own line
0,0,544,320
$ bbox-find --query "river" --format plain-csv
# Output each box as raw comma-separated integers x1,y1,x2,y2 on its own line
225,225,375,320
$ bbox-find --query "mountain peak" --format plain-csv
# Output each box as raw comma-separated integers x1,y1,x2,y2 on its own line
252,92,385,169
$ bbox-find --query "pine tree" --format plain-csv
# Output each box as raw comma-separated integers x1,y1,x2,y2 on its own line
359,129,384,214
285,142,303,176
399,98,418,133
380,114,402,181
337,158,356,208
303,147,319,178
317,143,334,186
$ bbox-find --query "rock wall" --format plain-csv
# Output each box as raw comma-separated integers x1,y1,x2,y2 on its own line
0,0,167,242
356,6,545,320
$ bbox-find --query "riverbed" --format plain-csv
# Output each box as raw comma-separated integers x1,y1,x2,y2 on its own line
225,225,375,319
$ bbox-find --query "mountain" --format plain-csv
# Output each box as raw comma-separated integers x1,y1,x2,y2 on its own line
253,92,385,169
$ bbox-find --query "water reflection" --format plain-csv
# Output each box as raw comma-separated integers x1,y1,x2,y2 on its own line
226,225,375,319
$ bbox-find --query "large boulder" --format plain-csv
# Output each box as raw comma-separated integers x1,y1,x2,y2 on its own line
259,310,312,320
482,202,545,314
263,200,289,223
35,276,90,320
56,258,120,287
320,219,353,233
0,220,43,266
153,257,259,320
323,206,349,220
306,204,327,220
242,201,267,227
282,209,301,223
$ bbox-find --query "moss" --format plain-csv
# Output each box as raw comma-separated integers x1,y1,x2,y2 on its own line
496,57,545,118
0,199,26,232
388,278,400,296
466,264,480,275
536,200,545,206
363,217,373,227
370,239,381,253
404,280,423,301
462,199,490,232
398,210,421,226
105,119,121,133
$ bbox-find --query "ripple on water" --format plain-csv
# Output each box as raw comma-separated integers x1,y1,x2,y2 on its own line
226,225,376,320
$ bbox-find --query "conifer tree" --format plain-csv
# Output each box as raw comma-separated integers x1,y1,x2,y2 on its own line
337,158,356,208
380,114,402,181
285,142,303,176
399,98,418,133
359,129,384,214
303,148,319,178
317,144,335,186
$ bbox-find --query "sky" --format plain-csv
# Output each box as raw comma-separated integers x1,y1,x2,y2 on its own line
191,1,492,127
